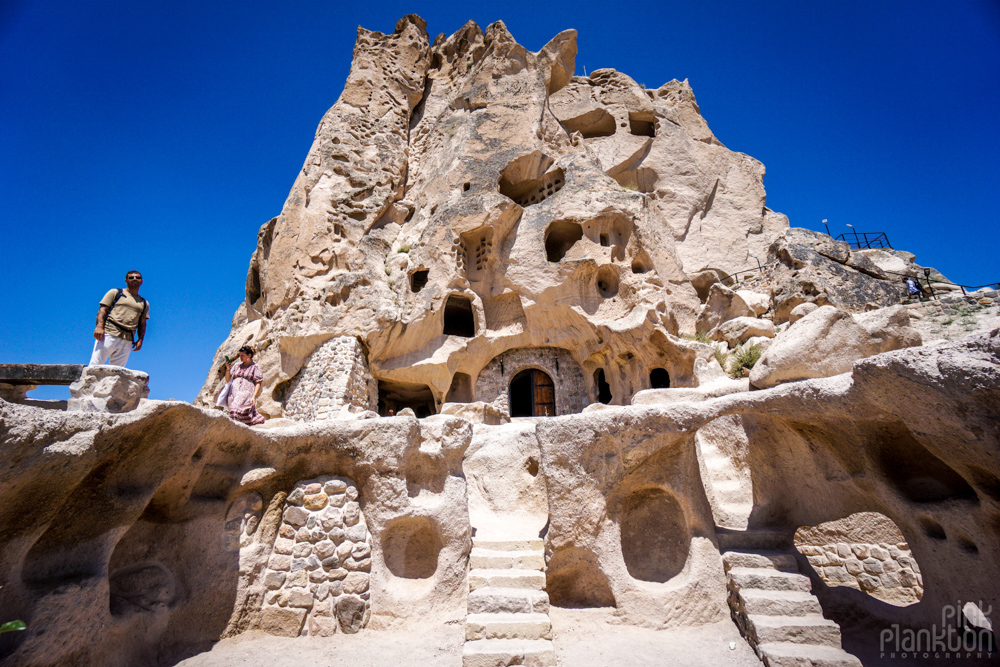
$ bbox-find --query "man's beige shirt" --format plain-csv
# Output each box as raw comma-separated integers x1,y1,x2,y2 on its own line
100,289,150,340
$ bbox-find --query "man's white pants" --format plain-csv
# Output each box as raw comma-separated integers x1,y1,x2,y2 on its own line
90,335,132,367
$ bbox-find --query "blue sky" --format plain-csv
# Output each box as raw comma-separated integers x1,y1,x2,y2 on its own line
2,0,998,402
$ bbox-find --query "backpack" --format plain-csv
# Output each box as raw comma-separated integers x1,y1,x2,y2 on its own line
104,289,148,343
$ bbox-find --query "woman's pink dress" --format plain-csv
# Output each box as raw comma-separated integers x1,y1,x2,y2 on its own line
229,362,265,425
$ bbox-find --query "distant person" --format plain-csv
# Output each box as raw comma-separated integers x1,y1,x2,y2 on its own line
902,275,928,302
225,345,265,425
90,270,149,367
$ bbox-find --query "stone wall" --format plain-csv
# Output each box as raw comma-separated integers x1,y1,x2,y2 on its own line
475,347,587,416
284,337,377,421
259,476,371,636
797,543,924,607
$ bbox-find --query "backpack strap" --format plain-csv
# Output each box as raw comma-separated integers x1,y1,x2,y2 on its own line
103,289,124,324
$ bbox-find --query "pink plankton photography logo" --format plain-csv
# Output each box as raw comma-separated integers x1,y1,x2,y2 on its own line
880,601,995,660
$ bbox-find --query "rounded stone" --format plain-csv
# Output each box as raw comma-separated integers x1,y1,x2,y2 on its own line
346,524,368,542
304,493,329,510
315,540,336,559
286,488,305,506
324,480,348,495
343,572,370,595
343,502,360,526
283,506,309,527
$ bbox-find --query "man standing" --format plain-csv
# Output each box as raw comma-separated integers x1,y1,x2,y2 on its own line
90,270,149,367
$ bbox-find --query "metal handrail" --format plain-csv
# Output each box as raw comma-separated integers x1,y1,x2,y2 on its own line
835,230,892,250
717,258,998,300
719,260,779,286
882,269,1000,298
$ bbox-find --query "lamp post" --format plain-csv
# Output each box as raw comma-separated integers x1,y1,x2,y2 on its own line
751,253,762,271
822,219,830,237
923,267,935,300
846,223,859,249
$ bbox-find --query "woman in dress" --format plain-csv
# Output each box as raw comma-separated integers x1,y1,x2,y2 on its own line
225,345,265,425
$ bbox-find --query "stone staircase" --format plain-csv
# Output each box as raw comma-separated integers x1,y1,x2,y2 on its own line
719,530,861,667
695,421,753,530
463,537,555,667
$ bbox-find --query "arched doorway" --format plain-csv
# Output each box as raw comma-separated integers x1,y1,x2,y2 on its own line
509,369,555,417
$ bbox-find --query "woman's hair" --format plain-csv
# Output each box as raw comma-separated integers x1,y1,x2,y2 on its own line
238,345,254,358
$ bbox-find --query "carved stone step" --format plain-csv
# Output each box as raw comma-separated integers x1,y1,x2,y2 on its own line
740,589,823,617
462,638,556,667
470,548,545,570
473,538,545,552
749,614,842,647
728,567,812,593
723,550,799,573
717,529,791,551
469,569,546,591
468,587,550,614
465,612,552,641
757,642,863,667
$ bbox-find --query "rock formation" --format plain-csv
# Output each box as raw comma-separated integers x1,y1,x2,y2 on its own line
3,14,999,667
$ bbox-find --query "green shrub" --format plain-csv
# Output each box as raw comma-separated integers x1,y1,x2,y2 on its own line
728,343,762,378
682,331,712,344
397,244,411,253
714,347,729,370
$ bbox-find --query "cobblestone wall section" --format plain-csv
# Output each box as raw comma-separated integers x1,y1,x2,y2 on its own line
259,476,371,636
798,541,923,606
284,336,377,421
475,346,587,415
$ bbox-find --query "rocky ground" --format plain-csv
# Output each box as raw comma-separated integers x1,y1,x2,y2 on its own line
904,290,1000,344
174,615,762,666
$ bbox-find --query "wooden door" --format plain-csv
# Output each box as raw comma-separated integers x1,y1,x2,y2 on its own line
530,370,555,417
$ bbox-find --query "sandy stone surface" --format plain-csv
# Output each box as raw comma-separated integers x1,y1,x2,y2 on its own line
173,616,763,667
551,611,762,666
174,627,465,667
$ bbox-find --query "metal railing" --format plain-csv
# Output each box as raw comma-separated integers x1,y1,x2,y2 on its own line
884,269,1000,299
835,230,892,250
716,258,998,301
719,260,778,287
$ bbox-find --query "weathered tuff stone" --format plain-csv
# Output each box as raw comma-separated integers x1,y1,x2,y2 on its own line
67,365,149,413
193,14,797,417
766,228,907,321
749,305,921,389
710,316,775,346
5,14,1000,667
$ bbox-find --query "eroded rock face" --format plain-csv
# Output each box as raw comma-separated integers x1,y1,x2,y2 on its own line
194,16,800,419
749,305,922,389
766,228,912,321
2,330,998,664
0,401,471,665
68,365,149,413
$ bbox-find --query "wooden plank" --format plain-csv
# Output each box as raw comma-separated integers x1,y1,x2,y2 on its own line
0,364,86,386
